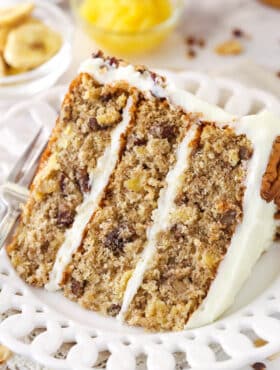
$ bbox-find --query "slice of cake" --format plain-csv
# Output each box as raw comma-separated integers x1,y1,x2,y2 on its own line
7,52,280,331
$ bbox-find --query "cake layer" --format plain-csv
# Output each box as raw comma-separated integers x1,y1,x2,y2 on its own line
46,94,135,291
124,123,252,331
188,112,280,328
119,124,199,324
62,96,192,316
7,73,130,286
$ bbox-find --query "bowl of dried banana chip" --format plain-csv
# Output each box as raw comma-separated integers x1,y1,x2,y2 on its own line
0,0,72,99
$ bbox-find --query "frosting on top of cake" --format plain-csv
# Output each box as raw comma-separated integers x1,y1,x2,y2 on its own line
79,54,235,124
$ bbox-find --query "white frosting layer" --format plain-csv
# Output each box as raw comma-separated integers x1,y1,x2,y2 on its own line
187,111,280,328
118,125,199,322
79,58,234,124
45,97,133,291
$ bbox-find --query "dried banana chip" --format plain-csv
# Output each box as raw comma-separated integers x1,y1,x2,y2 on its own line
0,345,12,364
4,22,62,70
215,40,243,56
0,53,6,76
0,26,10,52
0,2,34,28
24,16,43,26
6,65,27,76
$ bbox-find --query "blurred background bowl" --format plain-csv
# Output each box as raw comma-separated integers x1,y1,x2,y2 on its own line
0,0,73,101
70,0,184,55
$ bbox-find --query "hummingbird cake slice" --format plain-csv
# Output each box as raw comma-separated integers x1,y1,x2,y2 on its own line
7,52,280,331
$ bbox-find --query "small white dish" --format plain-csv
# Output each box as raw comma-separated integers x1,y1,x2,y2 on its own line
0,0,73,100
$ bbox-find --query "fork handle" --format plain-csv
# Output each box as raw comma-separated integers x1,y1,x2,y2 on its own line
0,208,19,250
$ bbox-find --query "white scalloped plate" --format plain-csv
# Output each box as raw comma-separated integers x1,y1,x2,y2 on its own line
1,72,280,370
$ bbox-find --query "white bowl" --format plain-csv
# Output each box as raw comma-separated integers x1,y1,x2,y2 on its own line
0,0,73,100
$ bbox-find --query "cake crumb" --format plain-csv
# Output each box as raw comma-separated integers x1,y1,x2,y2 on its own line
252,363,266,370
0,345,12,364
254,338,268,347
185,35,206,47
215,40,243,55
232,28,244,37
185,36,195,46
232,28,251,40
184,35,206,59
198,38,205,47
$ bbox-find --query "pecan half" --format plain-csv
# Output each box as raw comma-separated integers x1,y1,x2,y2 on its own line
261,136,280,207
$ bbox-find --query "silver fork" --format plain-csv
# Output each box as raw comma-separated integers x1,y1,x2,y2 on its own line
0,103,55,249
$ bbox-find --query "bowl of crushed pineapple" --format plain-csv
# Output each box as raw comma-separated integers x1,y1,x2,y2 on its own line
71,0,184,55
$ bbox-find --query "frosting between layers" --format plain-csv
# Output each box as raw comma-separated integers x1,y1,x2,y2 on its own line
118,125,199,322
187,111,279,328
45,96,133,291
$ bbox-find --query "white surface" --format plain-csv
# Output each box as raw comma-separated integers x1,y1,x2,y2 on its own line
1,73,280,370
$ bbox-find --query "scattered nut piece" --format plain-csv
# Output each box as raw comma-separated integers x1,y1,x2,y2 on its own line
267,350,280,361
254,338,268,347
232,28,244,38
4,22,62,70
0,345,12,364
185,36,195,46
185,35,206,47
184,35,206,59
215,40,243,55
198,38,205,47
187,49,196,59
0,2,34,28
252,363,266,370
277,71,280,78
